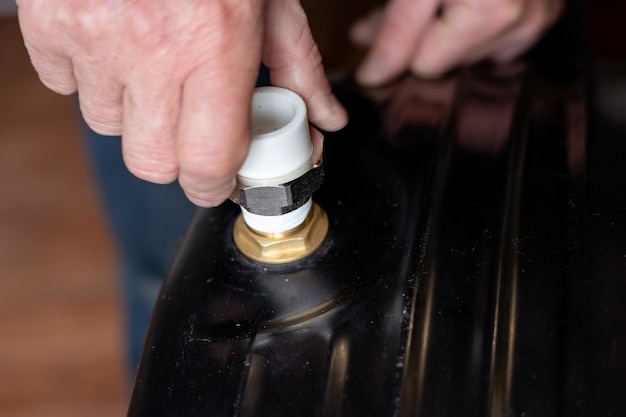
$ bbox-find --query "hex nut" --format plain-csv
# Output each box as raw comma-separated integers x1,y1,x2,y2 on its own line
233,202,329,264
231,162,324,216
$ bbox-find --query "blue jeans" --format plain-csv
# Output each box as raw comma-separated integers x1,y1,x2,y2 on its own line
82,67,270,373
82,124,195,373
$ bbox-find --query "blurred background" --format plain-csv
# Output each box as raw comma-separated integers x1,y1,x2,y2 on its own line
0,14,127,417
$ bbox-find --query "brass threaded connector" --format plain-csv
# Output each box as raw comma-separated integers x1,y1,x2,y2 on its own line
233,202,329,264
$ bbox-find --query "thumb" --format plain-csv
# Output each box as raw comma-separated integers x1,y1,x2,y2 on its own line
263,0,347,132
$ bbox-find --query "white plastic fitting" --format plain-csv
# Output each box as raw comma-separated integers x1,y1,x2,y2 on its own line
238,87,314,234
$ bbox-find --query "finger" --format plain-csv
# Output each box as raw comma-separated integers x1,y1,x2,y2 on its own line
17,1,78,95
490,0,564,62
74,64,124,135
263,0,348,132
173,1,264,207
450,2,534,65
121,76,180,184
24,43,78,95
177,68,258,207
355,0,439,86
176,8,265,207
349,8,384,49
411,1,525,77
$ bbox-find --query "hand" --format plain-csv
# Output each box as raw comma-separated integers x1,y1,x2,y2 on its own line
350,0,563,85
17,0,347,207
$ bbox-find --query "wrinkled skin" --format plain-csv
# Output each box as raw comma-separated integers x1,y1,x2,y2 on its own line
17,0,347,206
17,0,562,206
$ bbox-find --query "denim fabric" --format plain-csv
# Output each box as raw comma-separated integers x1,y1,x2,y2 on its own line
82,122,195,373
81,66,271,374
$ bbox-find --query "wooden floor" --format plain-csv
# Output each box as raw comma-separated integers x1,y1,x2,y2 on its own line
0,18,127,417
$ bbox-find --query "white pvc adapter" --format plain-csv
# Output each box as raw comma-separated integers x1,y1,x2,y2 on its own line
238,87,314,234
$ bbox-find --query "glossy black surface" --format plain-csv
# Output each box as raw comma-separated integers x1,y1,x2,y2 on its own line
128,78,436,416
129,8,626,417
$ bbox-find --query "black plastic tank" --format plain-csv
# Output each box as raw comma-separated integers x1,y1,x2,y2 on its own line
128,5,626,416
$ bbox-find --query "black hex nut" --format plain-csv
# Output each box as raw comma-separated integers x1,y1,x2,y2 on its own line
231,163,324,216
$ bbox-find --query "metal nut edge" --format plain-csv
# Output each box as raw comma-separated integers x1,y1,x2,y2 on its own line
232,202,329,264
230,162,324,216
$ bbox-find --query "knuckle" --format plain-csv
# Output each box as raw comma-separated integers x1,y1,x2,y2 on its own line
189,1,260,55
489,0,525,30
278,35,323,72
71,8,106,39
304,41,325,74
124,8,170,52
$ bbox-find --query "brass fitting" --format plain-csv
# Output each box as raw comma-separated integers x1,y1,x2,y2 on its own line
233,202,329,264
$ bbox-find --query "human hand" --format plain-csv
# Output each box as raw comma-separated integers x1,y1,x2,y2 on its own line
17,0,347,207
350,0,563,85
